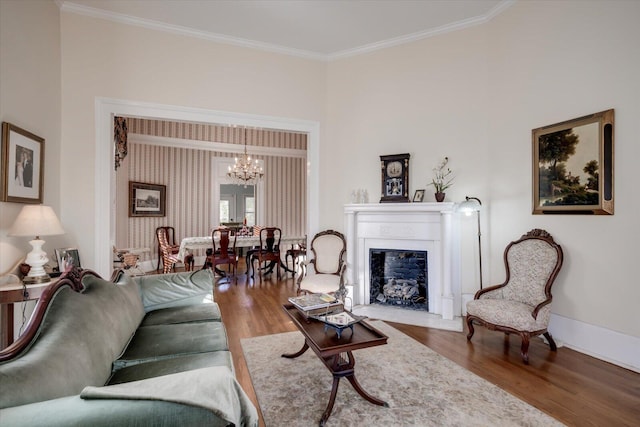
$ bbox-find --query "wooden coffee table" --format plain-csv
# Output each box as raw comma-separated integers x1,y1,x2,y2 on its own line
282,304,389,426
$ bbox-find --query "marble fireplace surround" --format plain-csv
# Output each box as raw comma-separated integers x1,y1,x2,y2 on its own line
344,203,461,320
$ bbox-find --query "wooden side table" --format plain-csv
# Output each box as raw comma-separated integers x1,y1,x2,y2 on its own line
0,276,57,349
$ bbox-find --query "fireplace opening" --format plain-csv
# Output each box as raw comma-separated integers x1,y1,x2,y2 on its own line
369,249,428,311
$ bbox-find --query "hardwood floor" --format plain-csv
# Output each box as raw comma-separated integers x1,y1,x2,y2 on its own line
202,267,639,426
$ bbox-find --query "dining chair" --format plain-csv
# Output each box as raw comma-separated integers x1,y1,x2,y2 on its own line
155,226,177,272
251,227,282,280
156,226,182,274
204,227,239,283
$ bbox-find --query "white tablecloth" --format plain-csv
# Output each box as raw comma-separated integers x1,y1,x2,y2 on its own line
178,235,305,259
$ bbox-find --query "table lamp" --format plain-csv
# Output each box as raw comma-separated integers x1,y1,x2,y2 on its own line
458,196,483,289
8,205,65,284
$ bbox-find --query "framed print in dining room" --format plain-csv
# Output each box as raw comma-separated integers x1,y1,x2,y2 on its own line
413,189,425,202
380,153,410,203
1,122,44,203
532,109,614,215
129,181,166,217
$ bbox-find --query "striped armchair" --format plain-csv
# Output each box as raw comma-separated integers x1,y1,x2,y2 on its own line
466,229,564,364
156,227,193,273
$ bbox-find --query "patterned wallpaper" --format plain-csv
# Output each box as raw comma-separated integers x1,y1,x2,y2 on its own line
116,119,307,265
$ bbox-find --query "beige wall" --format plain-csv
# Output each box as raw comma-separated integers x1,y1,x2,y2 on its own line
59,11,326,274
0,0,65,343
1,0,638,367
326,0,640,346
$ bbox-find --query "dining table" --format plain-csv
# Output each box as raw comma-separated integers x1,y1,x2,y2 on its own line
178,235,306,275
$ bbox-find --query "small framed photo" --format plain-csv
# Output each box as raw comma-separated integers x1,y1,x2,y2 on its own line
380,153,410,203
1,122,45,203
129,181,166,217
532,109,614,215
56,248,81,272
413,189,425,202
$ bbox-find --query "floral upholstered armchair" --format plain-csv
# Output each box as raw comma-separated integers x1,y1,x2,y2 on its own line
466,229,564,364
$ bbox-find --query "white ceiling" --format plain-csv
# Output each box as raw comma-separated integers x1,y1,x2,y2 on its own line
59,0,514,60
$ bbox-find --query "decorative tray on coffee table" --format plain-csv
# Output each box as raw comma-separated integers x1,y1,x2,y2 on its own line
309,310,368,339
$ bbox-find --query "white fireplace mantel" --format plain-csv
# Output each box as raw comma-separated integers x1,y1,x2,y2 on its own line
344,203,461,320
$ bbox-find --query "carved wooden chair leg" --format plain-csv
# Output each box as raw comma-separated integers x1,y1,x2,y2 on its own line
466,317,475,340
520,334,531,364
544,332,558,351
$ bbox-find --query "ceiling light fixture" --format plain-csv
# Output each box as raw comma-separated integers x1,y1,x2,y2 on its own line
227,127,264,187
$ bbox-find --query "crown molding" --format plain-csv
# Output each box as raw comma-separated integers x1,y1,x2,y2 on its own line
328,0,517,60
59,0,516,62
57,1,327,61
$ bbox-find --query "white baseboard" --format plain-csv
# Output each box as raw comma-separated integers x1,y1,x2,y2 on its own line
549,313,640,373
462,293,638,372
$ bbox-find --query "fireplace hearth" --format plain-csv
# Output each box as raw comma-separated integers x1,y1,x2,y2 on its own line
369,249,428,311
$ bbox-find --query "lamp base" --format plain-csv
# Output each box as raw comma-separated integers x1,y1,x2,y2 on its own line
23,274,52,285
23,238,51,284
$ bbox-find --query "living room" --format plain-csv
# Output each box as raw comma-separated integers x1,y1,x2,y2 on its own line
1,0,638,424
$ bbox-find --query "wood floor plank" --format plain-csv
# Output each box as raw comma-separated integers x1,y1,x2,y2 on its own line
177,266,640,427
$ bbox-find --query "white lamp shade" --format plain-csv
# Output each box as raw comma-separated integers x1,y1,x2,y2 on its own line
458,197,482,214
8,205,65,238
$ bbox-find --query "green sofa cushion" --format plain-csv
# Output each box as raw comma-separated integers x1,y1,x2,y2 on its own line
0,394,231,427
0,274,144,409
140,302,222,326
108,350,234,384
114,322,228,369
134,269,215,312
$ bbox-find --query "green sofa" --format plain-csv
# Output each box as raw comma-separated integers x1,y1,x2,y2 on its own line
0,268,257,426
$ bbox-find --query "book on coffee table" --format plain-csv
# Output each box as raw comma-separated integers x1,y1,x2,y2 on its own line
288,293,338,311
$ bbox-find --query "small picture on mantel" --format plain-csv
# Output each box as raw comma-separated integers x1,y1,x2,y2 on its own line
413,189,425,202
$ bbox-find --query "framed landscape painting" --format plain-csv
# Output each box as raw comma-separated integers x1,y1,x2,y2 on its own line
532,109,614,215
129,181,166,217
1,122,44,203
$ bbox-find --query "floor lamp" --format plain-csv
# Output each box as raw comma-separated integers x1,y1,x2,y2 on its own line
458,196,483,289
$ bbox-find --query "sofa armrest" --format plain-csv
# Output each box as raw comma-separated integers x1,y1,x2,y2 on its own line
133,269,215,312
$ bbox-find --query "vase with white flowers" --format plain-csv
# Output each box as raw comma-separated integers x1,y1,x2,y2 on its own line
428,157,454,202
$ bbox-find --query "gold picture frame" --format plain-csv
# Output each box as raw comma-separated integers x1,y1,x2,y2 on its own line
532,109,614,215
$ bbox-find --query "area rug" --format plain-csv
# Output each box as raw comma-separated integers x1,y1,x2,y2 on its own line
241,321,563,427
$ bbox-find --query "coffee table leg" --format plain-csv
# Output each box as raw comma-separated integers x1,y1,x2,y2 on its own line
319,376,340,427
281,341,309,358
345,373,388,407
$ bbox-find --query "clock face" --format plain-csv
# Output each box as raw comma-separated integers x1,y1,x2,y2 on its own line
386,161,403,178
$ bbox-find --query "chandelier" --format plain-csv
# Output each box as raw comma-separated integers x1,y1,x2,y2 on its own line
227,127,264,187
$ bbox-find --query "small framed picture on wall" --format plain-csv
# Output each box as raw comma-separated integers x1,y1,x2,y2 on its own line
1,122,45,204
129,181,166,217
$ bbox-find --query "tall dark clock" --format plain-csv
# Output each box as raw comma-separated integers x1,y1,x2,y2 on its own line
380,153,410,203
